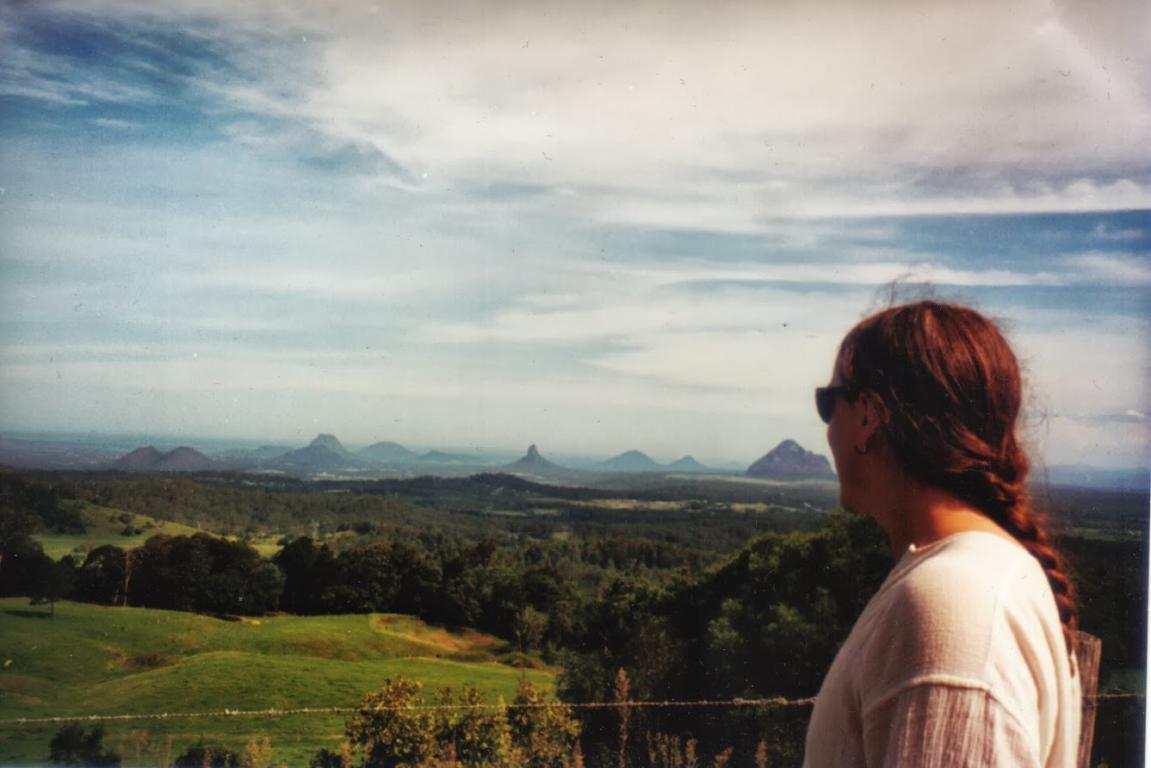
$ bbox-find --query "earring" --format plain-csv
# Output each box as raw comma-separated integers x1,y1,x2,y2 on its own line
854,442,869,455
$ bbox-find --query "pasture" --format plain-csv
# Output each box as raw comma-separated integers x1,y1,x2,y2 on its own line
0,599,554,766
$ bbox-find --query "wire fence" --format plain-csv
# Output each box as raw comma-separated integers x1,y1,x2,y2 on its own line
1,692,1142,727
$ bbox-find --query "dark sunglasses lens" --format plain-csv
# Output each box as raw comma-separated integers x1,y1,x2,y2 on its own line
816,389,833,423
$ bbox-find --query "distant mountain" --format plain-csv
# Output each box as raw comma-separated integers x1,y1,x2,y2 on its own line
217,445,293,461
358,441,417,463
746,440,834,480
417,450,477,465
309,433,349,454
248,445,295,460
112,446,164,471
269,434,363,471
600,450,661,473
111,446,215,472
668,455,708,473
504,444,564,475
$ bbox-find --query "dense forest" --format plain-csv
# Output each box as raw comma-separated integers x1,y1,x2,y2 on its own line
0,469,1145,766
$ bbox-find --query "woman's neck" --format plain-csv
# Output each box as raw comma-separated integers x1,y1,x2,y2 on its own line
878,477,1017,557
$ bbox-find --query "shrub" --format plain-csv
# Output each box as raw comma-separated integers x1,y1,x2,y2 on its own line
331,676,581,768
510,680,581,768
344,677,438,767
173,741,240,767
48,723,121,766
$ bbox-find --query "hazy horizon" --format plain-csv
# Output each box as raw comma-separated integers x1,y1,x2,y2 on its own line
2,0,1149,470
0,425,775,469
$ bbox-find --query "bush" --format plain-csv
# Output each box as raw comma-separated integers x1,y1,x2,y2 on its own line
310,746,352,768
344,677,438,767
174,742,240,767
328,676,581,768
49,723,121,766
510,680,582,768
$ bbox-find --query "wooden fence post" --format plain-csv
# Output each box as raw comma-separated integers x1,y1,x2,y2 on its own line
1074,631,1102,768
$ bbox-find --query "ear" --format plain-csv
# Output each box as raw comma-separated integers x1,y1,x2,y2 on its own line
857,392,887,445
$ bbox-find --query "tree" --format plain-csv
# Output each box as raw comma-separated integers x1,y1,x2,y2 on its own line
513,606,547,653
344,677,438,767
0,481,37,589
129,533,283,615
48,723,121,766
0,536,50,598
274,536,337,613
435,686,514,768
336,677,578,768
75,545,128,605
174,742,240,767
328,544,401,614
509,681,581,768
0,474,83,535
310,746,352,768
29,555,76,617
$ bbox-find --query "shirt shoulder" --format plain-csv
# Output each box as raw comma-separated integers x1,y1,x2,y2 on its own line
859,533,1052,699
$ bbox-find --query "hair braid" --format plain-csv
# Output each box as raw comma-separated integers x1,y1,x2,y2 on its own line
968,453,1079,655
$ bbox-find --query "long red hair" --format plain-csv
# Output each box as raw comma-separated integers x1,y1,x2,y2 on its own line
837,300,1077,653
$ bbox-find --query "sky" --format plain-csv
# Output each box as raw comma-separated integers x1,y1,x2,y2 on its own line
0,0,1149,469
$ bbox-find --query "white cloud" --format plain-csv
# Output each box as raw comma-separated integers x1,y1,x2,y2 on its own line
1091,223,1145,242
26,0,1150,228
291,0,1151,225
1063,252,1151,284
587,330,840,393
91,117,140,130
428,258,1067,345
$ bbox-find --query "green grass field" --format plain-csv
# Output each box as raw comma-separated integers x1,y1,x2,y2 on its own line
34,502,205,560
33,501,288,559
0,599,555,766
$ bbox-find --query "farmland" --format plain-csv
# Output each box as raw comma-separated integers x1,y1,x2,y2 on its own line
0,599,553,766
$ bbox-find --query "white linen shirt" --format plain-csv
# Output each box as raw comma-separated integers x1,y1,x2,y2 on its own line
803,531,1080,767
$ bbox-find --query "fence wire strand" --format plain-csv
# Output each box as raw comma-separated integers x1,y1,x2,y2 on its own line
1,692,1142,728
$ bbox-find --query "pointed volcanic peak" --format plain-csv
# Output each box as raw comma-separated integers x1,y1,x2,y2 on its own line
308,433,349,454
600,449,661,473
668,455,709,473
357,441,416,463
111,446,215,472
272,434,364,471
746,439,834,480
504,444,563,474
159,447,216,471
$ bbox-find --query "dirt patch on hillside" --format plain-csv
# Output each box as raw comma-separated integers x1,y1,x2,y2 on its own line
370,615,499,654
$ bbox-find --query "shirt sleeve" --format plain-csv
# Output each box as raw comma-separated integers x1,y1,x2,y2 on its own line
863,682,1040,768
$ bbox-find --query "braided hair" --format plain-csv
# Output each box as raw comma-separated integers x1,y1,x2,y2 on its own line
837,301,1077,654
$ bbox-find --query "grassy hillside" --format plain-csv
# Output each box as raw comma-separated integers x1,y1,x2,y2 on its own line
34,501,205,560
0,599,554,766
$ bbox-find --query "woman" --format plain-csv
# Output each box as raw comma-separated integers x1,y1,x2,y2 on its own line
803,301,1080,767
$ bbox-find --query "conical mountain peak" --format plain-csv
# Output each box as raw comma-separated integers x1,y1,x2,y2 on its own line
747,440,833,479
308,433,347,453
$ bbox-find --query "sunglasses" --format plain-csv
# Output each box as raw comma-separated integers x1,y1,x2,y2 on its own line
815,385,857,424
